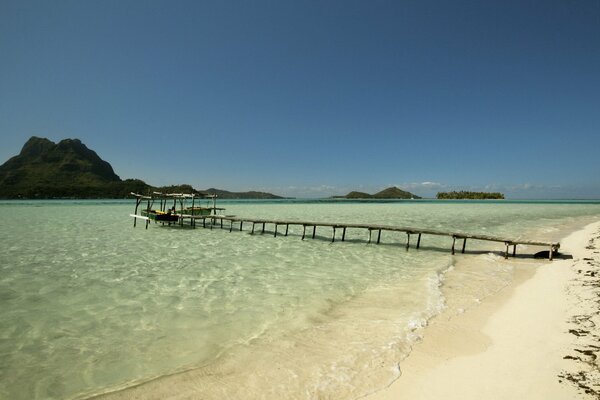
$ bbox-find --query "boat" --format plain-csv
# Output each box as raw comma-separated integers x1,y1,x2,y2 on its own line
178,206,214,216
149,209,179,222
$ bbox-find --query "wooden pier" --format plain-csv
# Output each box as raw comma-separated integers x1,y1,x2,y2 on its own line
141,213,560,260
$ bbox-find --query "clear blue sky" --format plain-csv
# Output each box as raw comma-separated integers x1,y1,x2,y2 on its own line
1,0,599,198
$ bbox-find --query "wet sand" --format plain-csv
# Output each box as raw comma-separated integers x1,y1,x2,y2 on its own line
367,221,600,400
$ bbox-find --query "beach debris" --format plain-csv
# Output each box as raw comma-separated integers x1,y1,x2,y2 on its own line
534,250,561,259
559,232,600,398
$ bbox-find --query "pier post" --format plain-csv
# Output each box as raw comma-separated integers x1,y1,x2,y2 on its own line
240,221,243,231
549,245,554,261
377,230,382,244
342,227,346,242
462,238,467,254
417,233,421,249
302,225,306,240
406,233,410,250
230,220,233,232
285,224,289,236
251,222,255,235
133,199,140,227
368,229,372,244
451,236,456,255
504,242,509,259
274,224,278,237
312,226,317,239
512,244,517,257
332,227,336,243
262,222,265,234
203,217,206,228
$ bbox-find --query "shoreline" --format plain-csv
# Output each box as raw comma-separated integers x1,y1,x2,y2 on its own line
367,220,600,400
87,218,600,400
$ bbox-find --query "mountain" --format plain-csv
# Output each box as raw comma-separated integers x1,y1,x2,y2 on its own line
0,137,285,199
0,137,125,198
333,186,421,199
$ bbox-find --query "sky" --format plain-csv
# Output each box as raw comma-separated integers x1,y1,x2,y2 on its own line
1,0,599,198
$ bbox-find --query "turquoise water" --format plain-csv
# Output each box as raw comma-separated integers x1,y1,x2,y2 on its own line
1,200,599,399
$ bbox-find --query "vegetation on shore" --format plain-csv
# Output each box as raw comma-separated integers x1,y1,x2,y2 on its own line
436,191,505,200
0,137,285,199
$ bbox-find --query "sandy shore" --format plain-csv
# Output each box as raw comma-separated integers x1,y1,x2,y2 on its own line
367,221,600,400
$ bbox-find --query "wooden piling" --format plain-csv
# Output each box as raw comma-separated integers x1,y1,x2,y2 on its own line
406,232,410,250
377,229,382,244
312,226,316,239
302,225,306,240
342,227,346,241
285,224,289,236
417,233,421,249
274,224,278,237
451,236,456,255
462,238,467,254
133,199,140,227
332,227,336,243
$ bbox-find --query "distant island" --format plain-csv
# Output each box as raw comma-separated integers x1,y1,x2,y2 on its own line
0,137,285,199
436,191,504,200
333,186,421,199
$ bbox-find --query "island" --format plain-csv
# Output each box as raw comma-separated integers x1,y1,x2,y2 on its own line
333,186,421,199
436,191,505,200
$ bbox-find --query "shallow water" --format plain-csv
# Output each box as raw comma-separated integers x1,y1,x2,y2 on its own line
0,199,599,399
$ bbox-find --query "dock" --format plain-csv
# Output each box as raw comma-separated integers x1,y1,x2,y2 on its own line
147,213,560,260
129,192,560,260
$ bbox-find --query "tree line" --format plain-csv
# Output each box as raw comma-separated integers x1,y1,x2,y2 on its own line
436,191,505,200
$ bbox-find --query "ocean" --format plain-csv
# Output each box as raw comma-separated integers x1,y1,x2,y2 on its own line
1,199,599,399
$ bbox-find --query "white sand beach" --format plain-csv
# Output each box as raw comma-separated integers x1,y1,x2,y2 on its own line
367,221,600,400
